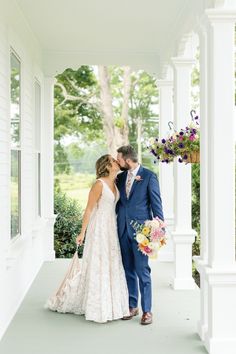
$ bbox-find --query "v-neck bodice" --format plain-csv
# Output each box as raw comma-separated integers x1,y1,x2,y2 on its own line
97,178,120,204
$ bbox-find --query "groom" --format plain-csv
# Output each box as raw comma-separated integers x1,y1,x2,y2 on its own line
116,145,164,325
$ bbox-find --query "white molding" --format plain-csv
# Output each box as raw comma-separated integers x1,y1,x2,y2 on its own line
172,57,195,67
172,277,197,290
157,80,173,87
206,8,236,22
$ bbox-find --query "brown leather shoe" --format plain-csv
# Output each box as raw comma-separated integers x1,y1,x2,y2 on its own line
122,307,139,320
140,312,153,325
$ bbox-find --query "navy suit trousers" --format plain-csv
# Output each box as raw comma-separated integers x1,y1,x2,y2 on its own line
119,226,152,313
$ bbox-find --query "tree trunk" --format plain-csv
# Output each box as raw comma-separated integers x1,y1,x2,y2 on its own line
98,66,117,156
120,66,131,145
98,65,131,156
137,116,142,164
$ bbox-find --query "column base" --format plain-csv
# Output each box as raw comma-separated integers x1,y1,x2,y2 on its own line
44,249,55,261
197,321,208,341
172,276,196,290
171,230,197,289
43,214,57,262
193,256,208,341
202,265,236,353
205,336,236,354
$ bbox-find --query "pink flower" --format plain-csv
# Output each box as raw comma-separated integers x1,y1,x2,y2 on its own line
144,246,152,254
179,136,183,141
135,175,143,181
151,229,164,241
189,135,196,141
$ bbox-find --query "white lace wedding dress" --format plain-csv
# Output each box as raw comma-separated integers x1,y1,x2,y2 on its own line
44,178,130,323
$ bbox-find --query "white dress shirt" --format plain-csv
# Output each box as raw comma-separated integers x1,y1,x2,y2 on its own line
125,164,140,192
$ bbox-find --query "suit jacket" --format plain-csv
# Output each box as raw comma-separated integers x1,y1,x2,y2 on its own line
116,165,164,238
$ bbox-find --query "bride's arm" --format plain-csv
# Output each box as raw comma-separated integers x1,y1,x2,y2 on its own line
76,180,102,245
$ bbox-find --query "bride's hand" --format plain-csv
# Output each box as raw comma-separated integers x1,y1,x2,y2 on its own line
76,233,85,246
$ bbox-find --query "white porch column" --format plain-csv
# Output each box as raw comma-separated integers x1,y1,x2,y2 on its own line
157,70,174,262
202,8,236,354
193,23,209,341
171,57,196,289
41,77,56,261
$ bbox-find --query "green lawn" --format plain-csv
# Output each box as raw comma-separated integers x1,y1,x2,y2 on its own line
55,173,96,210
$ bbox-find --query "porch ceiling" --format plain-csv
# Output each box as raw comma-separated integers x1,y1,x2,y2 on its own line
15,0,203,75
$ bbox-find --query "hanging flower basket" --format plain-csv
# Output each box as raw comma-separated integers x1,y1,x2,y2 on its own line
147,110,200,164
182,150,200,164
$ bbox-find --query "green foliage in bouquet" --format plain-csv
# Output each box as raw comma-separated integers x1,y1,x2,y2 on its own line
54,190,84,258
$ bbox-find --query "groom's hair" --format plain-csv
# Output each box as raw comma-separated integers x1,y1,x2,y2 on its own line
117,145,138,162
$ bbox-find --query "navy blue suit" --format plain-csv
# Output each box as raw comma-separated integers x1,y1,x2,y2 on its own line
116,165,164,313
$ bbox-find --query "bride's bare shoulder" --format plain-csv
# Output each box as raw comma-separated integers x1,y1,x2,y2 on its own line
90,179,103,192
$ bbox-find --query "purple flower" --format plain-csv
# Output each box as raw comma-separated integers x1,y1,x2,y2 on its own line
183,154,188,160
179,131,184,136
155,138,158,142
161,138,166,144
178,158,183,163
178,143,184,148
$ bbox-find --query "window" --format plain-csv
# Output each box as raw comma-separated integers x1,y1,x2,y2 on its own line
34,80,41,217
10,50,21,238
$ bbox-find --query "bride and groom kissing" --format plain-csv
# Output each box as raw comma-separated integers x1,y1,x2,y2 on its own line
45,145,164,325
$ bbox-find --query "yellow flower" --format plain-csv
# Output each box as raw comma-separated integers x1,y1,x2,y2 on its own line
142,227,150,236
141,237,149,247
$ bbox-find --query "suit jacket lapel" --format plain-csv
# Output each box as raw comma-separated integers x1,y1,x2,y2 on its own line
128,165,143,200
119,171,128,201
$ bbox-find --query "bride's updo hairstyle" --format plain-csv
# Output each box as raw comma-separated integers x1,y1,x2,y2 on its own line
96,154,112,179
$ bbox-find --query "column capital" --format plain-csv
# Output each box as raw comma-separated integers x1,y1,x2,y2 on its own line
171,57,195,68
157,79,173,88
44,76,56,85
205,8,236,23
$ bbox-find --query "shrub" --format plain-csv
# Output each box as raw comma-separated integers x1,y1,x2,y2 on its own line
54,190,84,258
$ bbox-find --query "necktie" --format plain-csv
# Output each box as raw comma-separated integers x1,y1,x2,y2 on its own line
126,171,133,197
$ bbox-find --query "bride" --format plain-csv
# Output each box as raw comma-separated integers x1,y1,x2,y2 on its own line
45,154,130,323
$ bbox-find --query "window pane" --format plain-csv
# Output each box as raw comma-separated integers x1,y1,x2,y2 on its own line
11,150,21,238
10,52,21,148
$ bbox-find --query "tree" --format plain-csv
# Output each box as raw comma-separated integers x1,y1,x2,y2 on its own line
54,65,159,173
54,66,104,173
129,70,159,166
98,66,131,156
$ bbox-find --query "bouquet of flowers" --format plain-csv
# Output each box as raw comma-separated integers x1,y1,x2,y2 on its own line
130,217,167,259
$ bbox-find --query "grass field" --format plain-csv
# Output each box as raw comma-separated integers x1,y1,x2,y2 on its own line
55,173,96,210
